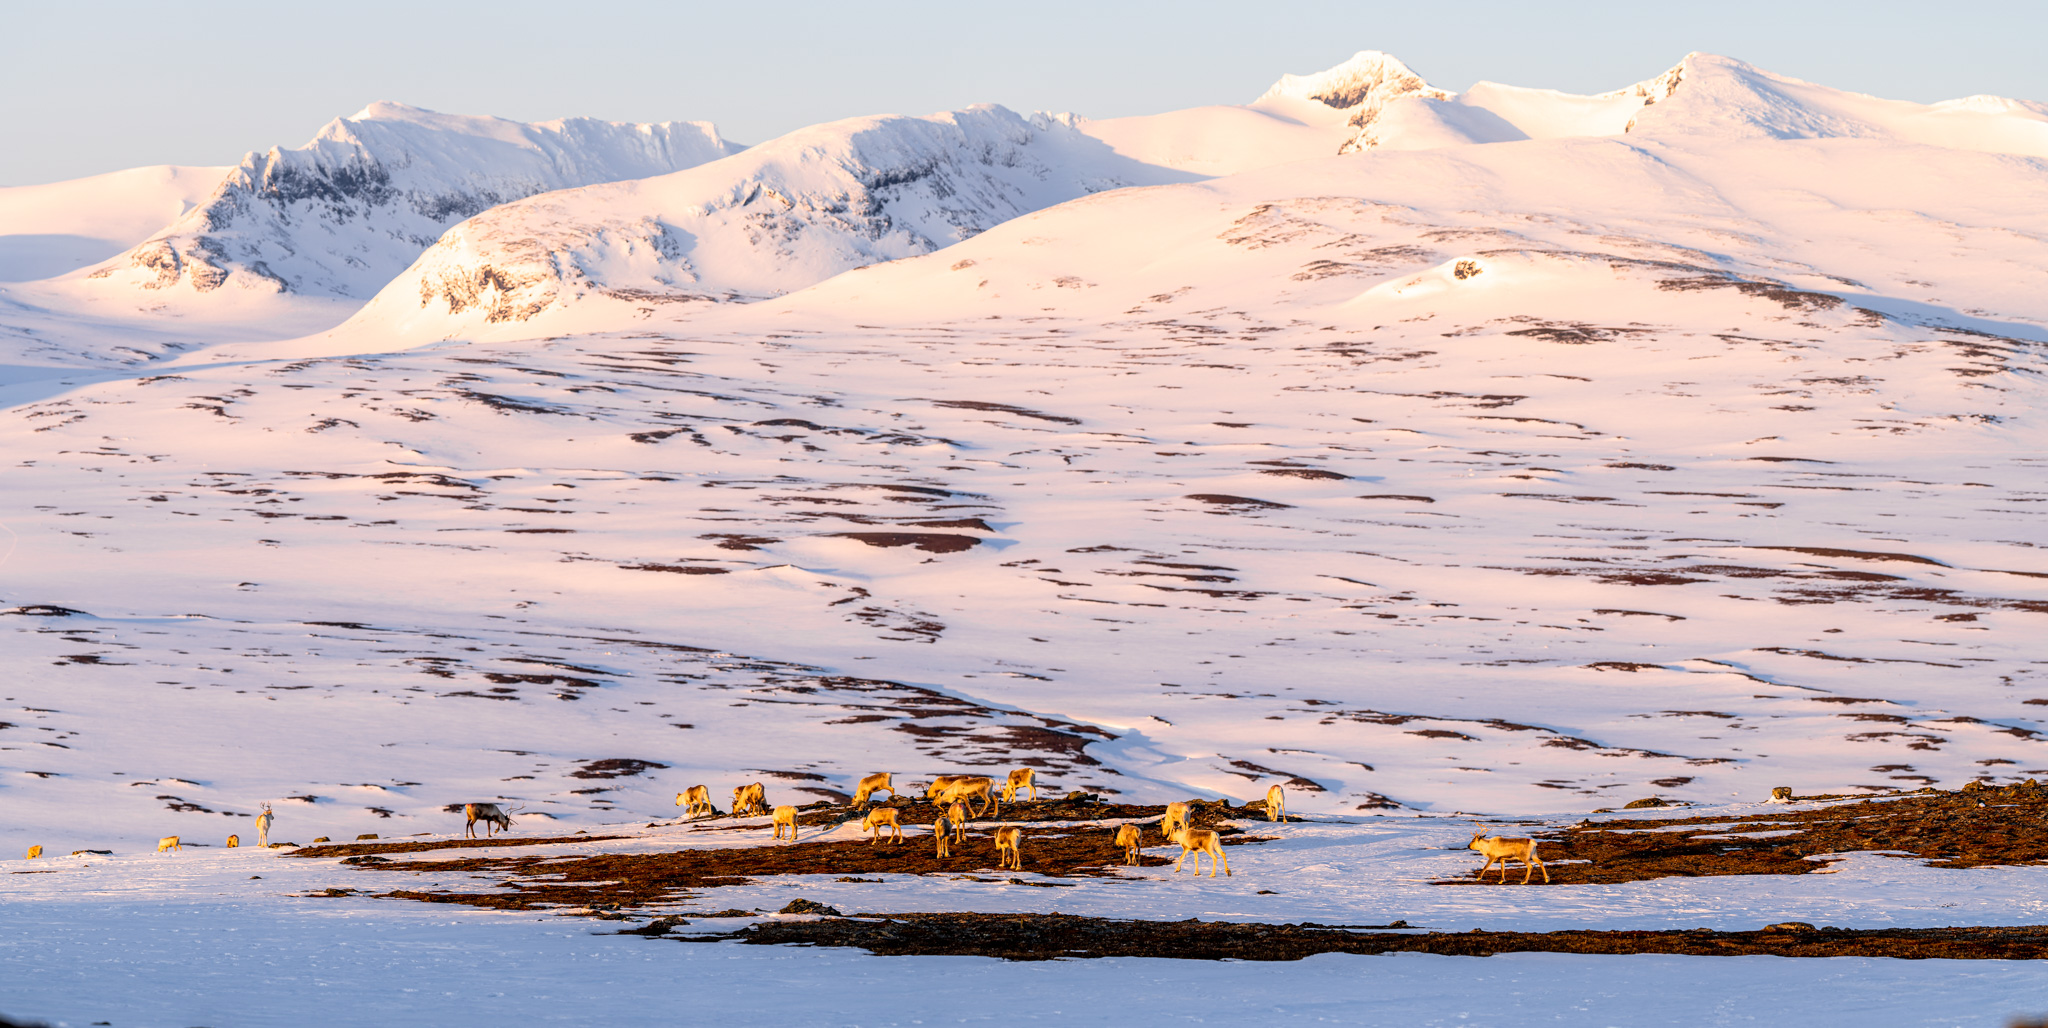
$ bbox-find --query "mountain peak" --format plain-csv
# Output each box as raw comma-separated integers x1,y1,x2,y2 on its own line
1257,50,1450,112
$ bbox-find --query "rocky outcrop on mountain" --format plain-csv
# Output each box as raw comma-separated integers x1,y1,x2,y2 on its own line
83,103,740,298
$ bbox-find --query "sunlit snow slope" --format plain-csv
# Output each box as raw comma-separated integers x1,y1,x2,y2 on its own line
0,164,228,282
3,51,2047,855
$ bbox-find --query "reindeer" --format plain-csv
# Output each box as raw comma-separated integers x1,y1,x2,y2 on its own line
1114,824,1142,866
772,805,799,842
226,835,240,849
24,845,41,860
464,803,519,839
676,785,713,819
157,836,181,854
946,800,970,843
853,772,896,808
1265,785,1287,822
924,775,971,802
1002,768,1038,804
1169,828,1230,877
1768,787,1795,803
861,806,903,845
994,826,1023,870
1468,831,1549,884
732,782,768,818
933,815,953,858
1161,800,1192,839
255,804,274,848
935,776,997,818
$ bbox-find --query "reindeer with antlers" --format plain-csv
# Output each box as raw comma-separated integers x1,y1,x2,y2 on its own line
464,802,522,839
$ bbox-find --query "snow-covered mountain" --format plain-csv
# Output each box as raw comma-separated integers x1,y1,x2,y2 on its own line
348,104,1200,337
322,50,2048,345
1324,50,2048,155
79,103,740,298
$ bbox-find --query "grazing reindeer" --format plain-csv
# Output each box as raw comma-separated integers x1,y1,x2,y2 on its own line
732,782,768,818
924,775,971,802
255,804,274,848
861,806,903,845
1114,824,1142,866
464,803,519,839
1002,768,1038,804
676,785,713,819
1265,785,1287,822
994,826,1023,870
1768,787,1794,803
1169,828,1230,877
24,845,41,860
946,800,970,843
1468,832,1549,884
933,815,953,858
157,836,182,854
853,772,896,808
772,805,799,842
1161,801,1192,839
935,776,997,818
226,835,240,849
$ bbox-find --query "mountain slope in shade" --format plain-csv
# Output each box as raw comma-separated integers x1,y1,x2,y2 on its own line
79,103,740,299
0,164,228,282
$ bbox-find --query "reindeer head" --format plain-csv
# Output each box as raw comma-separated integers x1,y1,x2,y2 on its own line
1468,831,1487,851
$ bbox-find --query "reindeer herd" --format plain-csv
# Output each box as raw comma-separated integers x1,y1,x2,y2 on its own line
13,770,1552,884
665,769,1268,878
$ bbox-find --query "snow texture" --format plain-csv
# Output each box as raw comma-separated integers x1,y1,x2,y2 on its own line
3,46,2048,1027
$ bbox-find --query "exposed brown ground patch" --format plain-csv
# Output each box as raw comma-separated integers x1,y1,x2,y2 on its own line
1446,785,2048,886
689,913,2048,961
356,800,1262,911
289,834,629,859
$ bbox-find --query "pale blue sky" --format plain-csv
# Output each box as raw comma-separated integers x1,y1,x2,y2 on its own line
4,0,2042,186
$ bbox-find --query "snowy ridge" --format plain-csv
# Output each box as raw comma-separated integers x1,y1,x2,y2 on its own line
349,104,1199,338
80,103,740,299
1342,52,2048,155
1630,54,2048,153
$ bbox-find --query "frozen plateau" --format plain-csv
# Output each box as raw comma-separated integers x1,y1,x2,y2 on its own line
5,49,2048,1026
